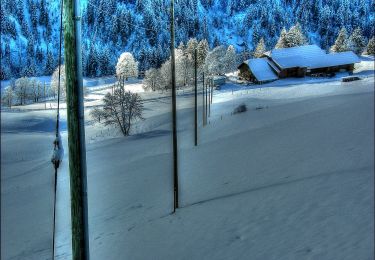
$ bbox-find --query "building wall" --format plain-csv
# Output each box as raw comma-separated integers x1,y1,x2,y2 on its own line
279,67,306,78
238,64,256,82
309,64,355,74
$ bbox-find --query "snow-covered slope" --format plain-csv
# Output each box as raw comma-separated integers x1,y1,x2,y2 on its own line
2,76,373,259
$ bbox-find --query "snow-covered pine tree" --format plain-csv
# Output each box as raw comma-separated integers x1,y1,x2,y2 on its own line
98,47,111,76
186,38,198,62
364,36,375,55
254,38,266,58
39,0,47,26
330,28,349,53
116,52,138,80
87,45,99,77
284,23,307,48
348,28,367,55
197,39,209,69
45,50,55,75
275,28,287,49
224,45,237,73
251,22,261,48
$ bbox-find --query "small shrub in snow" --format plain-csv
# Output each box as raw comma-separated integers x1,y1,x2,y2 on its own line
233,104,247,114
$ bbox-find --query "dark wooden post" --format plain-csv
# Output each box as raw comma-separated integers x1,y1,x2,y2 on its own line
208,79,211,117
205,78,208,123
63,0,89,259
170,0,179,212
194,48,198,146
44,81,47,110
202,72,205,126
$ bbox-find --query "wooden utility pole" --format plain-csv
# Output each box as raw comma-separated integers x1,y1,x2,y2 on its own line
170,0,179,212
194,48,198,146
44,82,47,110
63,0,90,259
205,80,208,123
202,72,205,126
208,79,210,117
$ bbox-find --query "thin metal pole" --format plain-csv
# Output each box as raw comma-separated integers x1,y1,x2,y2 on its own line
170,0,179,212
194,48,198,146
64,0,89,259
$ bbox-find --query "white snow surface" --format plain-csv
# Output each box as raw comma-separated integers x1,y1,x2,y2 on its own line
1,73,374,260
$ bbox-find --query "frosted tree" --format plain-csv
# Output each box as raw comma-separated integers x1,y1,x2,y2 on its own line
186,38,198,61
158,48,190,89
205,45,227,75
330,28,349,52
348,28,367,55
51,65,66,99
197,39,209,69
284,23,308,48
175,48,191,87
224,45,237,73
275,28,287,49
28,79,43,103
254,38,266,58
116,52,138,80
160,59,172,91
15,77,31,105
2,87,14,108
143,68,162,91
364,36,375,55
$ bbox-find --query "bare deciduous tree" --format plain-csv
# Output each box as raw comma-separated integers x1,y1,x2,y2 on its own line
92,85,144,136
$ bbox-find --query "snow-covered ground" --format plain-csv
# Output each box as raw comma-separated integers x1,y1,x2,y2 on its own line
1,68,374,259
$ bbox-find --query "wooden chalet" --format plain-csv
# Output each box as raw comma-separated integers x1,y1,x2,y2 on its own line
238,45,360,84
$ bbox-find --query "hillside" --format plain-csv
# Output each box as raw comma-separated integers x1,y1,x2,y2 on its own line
1,0,373,80
1,74,374,259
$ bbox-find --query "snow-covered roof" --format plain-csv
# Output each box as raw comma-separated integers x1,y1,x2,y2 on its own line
244,58,278,82
268,45,326,69
267,45,360,69
309,51,361,69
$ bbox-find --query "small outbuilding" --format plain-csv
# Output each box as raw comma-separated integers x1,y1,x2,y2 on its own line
238,58,278,84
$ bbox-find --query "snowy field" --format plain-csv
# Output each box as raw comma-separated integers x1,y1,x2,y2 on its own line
1,67,374,259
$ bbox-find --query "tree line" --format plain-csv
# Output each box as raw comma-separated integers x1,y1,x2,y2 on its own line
1,0,373,80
